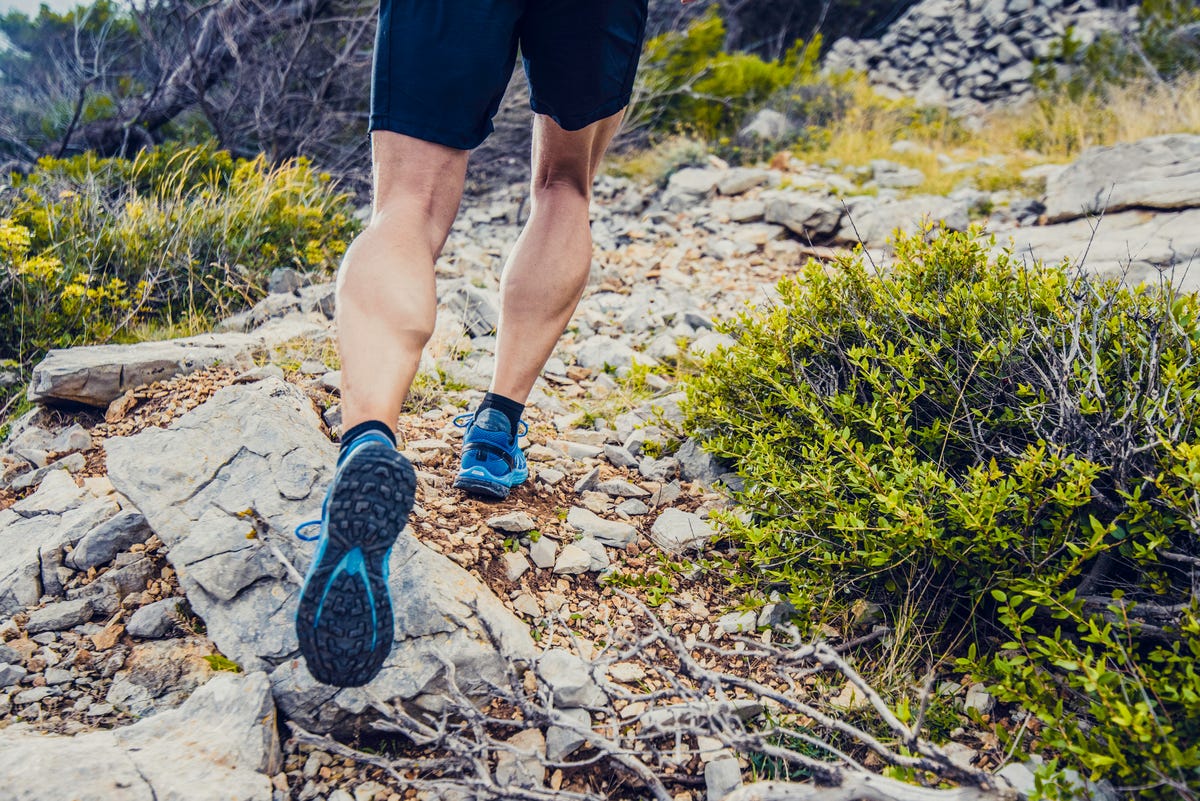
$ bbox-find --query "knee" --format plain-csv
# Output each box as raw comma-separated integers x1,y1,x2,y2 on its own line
530,173,592,207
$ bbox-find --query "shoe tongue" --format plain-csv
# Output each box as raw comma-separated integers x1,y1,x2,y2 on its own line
474,408,512,434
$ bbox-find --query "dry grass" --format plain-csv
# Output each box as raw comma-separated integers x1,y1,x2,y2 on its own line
614,72,1200,197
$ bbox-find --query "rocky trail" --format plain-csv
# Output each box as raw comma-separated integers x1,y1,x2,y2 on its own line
1,132,1197,801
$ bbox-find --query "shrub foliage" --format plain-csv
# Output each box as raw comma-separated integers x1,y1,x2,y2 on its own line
1,142,359,371
683,230,1200,797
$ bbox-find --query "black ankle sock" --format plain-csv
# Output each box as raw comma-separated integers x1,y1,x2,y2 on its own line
477,392,525,433
339,420,396,460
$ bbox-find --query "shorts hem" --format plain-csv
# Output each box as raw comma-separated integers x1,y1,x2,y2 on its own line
530,94,632,132
368,116,485,151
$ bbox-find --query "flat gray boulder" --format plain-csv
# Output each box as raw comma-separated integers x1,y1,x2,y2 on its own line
1044,134,1200,223
0,671,280,801
105,377,534,733
28,318,326,407
1006,208,1200,294
762,191,843,240
834,195,970,247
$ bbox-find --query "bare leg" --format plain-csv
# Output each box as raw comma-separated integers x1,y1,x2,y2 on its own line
489,110,626,403
337,131,469,432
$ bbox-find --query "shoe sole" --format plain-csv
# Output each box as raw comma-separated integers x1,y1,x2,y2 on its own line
454,465,528,500
296,446,415,687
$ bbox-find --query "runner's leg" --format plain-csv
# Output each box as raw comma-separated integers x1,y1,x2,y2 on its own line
337,131,468,432
489,109,626,403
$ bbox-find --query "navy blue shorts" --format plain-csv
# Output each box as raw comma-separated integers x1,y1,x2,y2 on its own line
369,0,649,150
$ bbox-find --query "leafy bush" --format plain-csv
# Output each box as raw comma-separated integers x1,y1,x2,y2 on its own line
683,230,1200,797
1,142,359,371
634,8,836,142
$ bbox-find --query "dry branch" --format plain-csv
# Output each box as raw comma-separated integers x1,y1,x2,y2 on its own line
289,596,1023,801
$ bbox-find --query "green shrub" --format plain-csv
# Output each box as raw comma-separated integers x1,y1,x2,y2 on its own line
0,142,359,372
634,7,835,144
683,229,1200,797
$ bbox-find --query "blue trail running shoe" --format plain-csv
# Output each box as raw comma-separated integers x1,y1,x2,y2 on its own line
452,408,529,500
294,431,415,687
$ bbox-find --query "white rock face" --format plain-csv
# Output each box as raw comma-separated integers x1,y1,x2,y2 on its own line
0,672,280,801
1043,135,1200,223
105,377,535,734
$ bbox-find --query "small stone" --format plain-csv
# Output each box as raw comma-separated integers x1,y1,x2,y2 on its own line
575,537,610,572
964,683,995,715
718,610,758,634
328,791,354,801
538,649,605,707
84,701,114,716
487,511,537,533
617,498,650,516
597,479,649,498
512,594,542,618
14,686,53,705
638,457,679,482
355,781,388,801
567,507,634,547
553,545,592,575
604,445,639,469
650,480,682,507
494,728,546,788
705,754,743,801
90,623,124,651
234,364,285,384
25,598,94,634
44,667,72,686
530,536,557,569
67,510,153,571
607,662,646,683
830,683,870,711
546,708,591,761
573,467,602,493
0,663,28,688
537,468,566,486
502,552,531,582
651,509,715,554
126,598,182,639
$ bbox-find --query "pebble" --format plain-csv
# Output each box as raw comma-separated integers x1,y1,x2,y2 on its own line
0,663,28,689
536,467,566,486
617,498,650,516
718,610,758,634
704,753,743,801
502,552,531,582
604,444,639,469
487,511,537,533
126,598,182,639
25,598,95,634
566,507,637,548
651,508,716,554
573,466,602,493
553,545,592,575
597,479,649,498
575,538,610,572
14,686,53,705
530,536,557,569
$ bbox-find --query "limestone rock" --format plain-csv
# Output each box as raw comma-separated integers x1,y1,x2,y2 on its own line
67,511,153,571
835,194,970,247
27,321,323,407
762,192,843,239
1005,208,1200,294
566,507,637,548
651,509,715,554
126,598,183,639
25,597,93,634
0,671,280,801
1044,135,1200,223
105,378,535,734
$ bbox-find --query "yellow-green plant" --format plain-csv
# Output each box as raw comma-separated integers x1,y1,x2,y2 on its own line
1,141,359,373
633,7,828,142
683,229,1200,797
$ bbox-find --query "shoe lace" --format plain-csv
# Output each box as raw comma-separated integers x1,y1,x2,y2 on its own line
294,520,322,541
453,412,528,437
